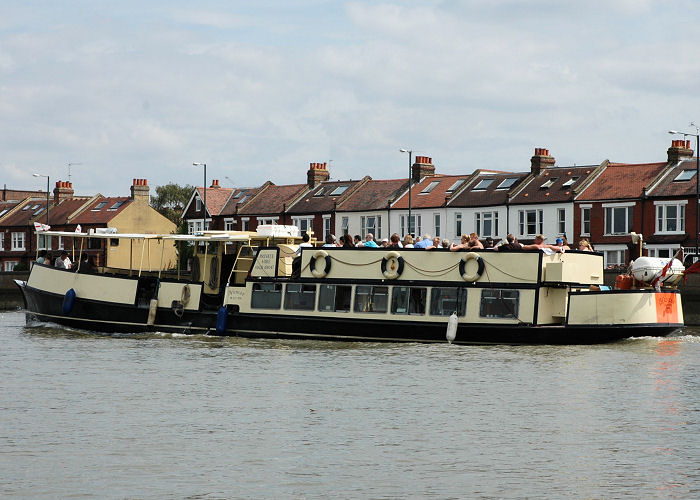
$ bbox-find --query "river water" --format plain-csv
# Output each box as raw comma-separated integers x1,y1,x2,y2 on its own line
1,310,698,499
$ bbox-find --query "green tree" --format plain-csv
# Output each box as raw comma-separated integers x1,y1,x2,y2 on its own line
150,183,194,225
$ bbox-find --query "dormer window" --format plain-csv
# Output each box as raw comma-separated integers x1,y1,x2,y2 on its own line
473,179,495,190
329,185,349,196
674,169,696,182
109,201,125,210
22,205,31,211
446,179,466,193
92,201,108,211
421,181,440,194
33,207,45,216
540,178,558,189
562,176,579,187
497,177,519,190
313,187,327,197
233,191,242,199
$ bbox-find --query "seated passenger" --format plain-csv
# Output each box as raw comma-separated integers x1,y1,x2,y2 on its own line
496,234,522,251
578,239,594,252
521,234,562,253
450,234,470,251
388,233,402,248
467,233,484,250
363,233,379,248
402,234,414,248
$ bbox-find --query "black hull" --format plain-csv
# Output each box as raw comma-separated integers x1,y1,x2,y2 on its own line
17,281,680,344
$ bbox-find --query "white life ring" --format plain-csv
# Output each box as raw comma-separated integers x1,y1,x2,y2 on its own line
310,249,331,278
381,251,404,280
460,252,485,282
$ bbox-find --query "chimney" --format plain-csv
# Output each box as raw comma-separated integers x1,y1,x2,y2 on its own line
307,162,330,188
130,178,150,204
530,148,555,176
210,179,221,188
53,180,74,203
667,139,694,164
411,156,435,182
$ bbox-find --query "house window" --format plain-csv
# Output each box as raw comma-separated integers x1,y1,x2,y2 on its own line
604,205,633,235
341,217,349,235
0,233,3,250
292,217,314,235
224,219,234,231
674,169,696,181
434,213,441,238
361,216,382,239
58,236,64,250
257,217,278,226
4,261,19,271
557,208,566,235
518,210,543,237
475,211,499,238
581,206,591,236
196,198,202,212
497,177,519,189
655,202,686,234
446,179,465,193
92,201,108,211
473,179,495,190
540,178,557,189
323,216,331,238
647,246,678,259
421,181,440,194
11,232,25,251
329,185,349,196
241,218,250,231
38,234,52,250
400,214,420,237
604,249,626,267
455,213,462,237
562,176,579,187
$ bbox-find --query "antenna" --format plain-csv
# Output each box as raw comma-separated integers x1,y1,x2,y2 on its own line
67,162,82,182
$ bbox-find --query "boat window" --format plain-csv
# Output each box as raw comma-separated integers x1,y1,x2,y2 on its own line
391,287,427,315
354,285,389,313
318,284,352,312
430,288,468,316
251,283,282,309
88,239,102,250
480,289,519,318
284,283,316,311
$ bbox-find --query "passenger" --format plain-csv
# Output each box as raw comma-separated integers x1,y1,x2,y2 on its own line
414,234,434,249
296,233,314,255
431,237,441,249
77,252,96,274
496,233,522,251
363,233,379,248
55,251,72,269
380,238,389,247
441,238,450,249
36,249,48,264
484,237,494,249
322,234,337,247
342,235,354,249
578,239,594,252
450,234,470,251
467,233,484,250
388,233,402,248
555,237,571,251
402,234,414,248
521,234,563,253
354,234,363,247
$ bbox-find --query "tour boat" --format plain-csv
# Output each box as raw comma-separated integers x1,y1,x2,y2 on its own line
16,226,684,344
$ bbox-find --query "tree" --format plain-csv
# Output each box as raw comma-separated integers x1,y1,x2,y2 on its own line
150,183,194,225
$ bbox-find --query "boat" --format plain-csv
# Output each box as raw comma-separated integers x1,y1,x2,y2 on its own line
16,226,684,344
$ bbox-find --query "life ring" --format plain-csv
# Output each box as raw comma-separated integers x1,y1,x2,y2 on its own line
459,252,484,282
309,249,331,278
381,251,404,279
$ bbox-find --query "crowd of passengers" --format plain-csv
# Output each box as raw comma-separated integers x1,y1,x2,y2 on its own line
313,232,595,253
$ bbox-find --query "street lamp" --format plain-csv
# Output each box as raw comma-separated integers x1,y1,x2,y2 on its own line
193,162,207,230
32,173,50,226
399,149,413,236
668,125,700,257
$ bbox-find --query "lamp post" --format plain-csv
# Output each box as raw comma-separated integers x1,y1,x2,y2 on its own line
399,149,413,236
669,126,700,258
32,173,50,226
193,162,207,230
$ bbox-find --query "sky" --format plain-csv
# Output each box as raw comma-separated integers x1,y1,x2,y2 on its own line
2,0,700,196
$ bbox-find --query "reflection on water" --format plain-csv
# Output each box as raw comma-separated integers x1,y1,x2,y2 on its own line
2,312,699,499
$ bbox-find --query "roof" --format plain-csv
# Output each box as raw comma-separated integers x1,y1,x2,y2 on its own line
576,162,667,201
510,165,598,204
392,175,472,209
338,178,409,212
71,196,132,224
221,186,265,215
648,157,699,198
47,197,94,225
286,179,366,215
448,171,529,207
0,200,21,221
195,186,235,217
236,183,307,216
1,197,46,227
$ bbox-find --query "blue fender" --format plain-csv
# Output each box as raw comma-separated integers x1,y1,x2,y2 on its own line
62,288,76,315
216,306,228,335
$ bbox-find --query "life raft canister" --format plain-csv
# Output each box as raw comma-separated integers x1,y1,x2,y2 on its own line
459,252,485,282
309,249,331,278
62,288,76,315
381,251,405,279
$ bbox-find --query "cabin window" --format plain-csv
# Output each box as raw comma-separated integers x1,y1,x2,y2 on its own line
480,289,519,319
88,238,102,250
251,283,282,309
391,287,427,315
318,284,352,312
354,285,389,313
284,283,316,311
110,238,119,247
430,288,467,317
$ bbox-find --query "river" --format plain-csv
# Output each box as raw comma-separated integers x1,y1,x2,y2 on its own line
1,310,698,499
